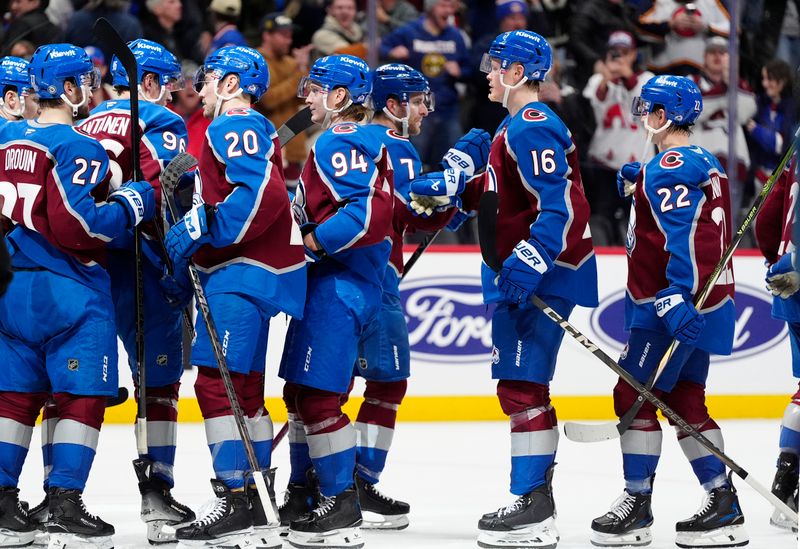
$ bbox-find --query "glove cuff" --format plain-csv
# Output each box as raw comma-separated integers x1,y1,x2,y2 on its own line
512,240,551,274
654,290,684,317
110,187,146,227
442,148,476,178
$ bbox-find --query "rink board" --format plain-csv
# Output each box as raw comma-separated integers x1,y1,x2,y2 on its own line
107,247,796,423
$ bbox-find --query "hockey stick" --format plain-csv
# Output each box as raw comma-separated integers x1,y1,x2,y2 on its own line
564,138,798,443
477,190,799,521
159,166,280,525
94,18,148,456
402,229,441,280
276,107,313,147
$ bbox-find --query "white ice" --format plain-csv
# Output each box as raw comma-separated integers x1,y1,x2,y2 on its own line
16,420,798,549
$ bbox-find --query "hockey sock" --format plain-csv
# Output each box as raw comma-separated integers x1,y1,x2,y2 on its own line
41,398,58,491
48,393,105,491
284,383,312,485
497,380,558,496
0,391,47,487
355,379,407,484
196,366,272,489
143,382,180,487
615,380,662,494
296,387,356,497
243,371,272,474
778,386,800,454
665,381,728,491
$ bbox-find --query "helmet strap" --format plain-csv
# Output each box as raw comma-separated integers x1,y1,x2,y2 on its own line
643,117,672,138
212,81,243,120
60,85,90,117
321,90,352,129
499,68,528,109
382,102,410,137
139,83,166,104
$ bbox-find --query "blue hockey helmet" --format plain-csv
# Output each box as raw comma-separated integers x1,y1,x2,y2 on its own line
193,46,270,101
632,75,703,125
29,44,100,100
0,56,32,96
372,63,433,111
110,39,184,91
297,54,371,106
480,30,552,82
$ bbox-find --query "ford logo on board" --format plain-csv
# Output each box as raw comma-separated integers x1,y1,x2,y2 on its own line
399,276,493,363
590,284,787,361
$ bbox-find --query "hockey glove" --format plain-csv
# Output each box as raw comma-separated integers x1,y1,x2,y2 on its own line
497,239,553,306
172,171,196,220
165,202,214,265
654,286,705,345
445,210,475,232
109,180,155,228
616,162,641,198
766,252,800,299
160,262,193,308
442,128,492,177
408,168,466,217
300,222,328,262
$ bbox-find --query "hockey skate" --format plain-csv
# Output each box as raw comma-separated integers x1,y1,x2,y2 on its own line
590,491,653,547
355,474,409,530
278,470,320,529
674,480,748,548
176,480,253,549
0,487,36,547
46,488,114,549
246,477,282,549
134,458,196,544
286,486,363,549
477,476,559,549
28,496,48,546
769,452,798,532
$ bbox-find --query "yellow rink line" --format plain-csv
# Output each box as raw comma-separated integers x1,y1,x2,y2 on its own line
100,394,791,424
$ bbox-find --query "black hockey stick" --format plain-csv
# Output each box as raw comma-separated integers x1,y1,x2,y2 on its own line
94,18,148,456
564,137,798,443
107,386,130,407
276,107,313,147
401,229,441,280
477,190,798,521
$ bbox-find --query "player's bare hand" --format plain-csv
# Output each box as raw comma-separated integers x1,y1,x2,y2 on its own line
389,45,410,60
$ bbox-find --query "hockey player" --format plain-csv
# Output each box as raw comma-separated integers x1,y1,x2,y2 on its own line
350,64,491,530
0,43,156,548
755,139,800,533
410,30,598,548
165,45,306,549
589,75,746,548
76,38,195,544
278,53,392,549
0,56,37,124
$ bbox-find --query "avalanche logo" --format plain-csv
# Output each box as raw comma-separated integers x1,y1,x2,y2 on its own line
332,123,357,134
522,108,547,123
590,284,787,361
400,276,493,363
659,151,684,170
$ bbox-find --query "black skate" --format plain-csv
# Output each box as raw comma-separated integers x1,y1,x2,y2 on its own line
287,485,363,549
46,487,114,549
675,480,748,548
770,452,799,532
247,475,281,549
0,487,36,547
133,458,196,544
355,474,409,530
28,496,48,546
175,480,253,548
477,474,559,549
590,491,653,547
279,470,320,529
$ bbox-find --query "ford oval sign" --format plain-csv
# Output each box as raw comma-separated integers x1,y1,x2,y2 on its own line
590,284,787,361
399,276,493,363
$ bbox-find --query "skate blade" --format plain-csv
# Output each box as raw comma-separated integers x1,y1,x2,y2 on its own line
590,526,652,547
146,519,198,545
176,531,253,549
286,526,364,549
46,532,113,549
0,527,36,547
33,531,49,547
360,510,409,530
770,508,799,532
250,525,282,549
675,524,749,548
477,517,559,548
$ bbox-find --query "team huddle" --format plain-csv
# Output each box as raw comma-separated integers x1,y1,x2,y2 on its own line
0,25,797,549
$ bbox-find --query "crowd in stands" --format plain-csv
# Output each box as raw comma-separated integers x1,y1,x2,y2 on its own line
1,0,798,246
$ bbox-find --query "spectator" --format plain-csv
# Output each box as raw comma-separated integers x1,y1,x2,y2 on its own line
8,39,34,59
469,0,529,135
380,0,470,168
690,36,756,221
311,0,367,59
1,0,63,55
638,0,730,75
142,0,203,64
568,0,636,89
777,0,800,71
208,0,247,54
373,0,419,36
65,0,143,67
582,30,652,245
84,45,116,108
747,58,798,190
255,12,312,190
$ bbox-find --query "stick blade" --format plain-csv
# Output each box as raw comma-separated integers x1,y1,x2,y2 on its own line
478,191,500,271
161,152,198,193
277,108,313,147
563,420,622,443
